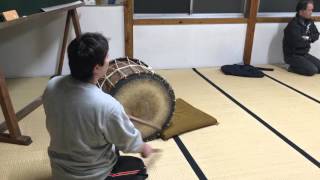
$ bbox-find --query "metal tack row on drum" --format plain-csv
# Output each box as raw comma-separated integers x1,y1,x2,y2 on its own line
97,57,175,141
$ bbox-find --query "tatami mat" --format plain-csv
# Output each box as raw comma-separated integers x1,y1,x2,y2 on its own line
197,67,320,162
263,64,320,100
0,77,48,125
133,140,198,180
1,71,320,180
0,77,197,180
0,106,51,180
157,69,320,179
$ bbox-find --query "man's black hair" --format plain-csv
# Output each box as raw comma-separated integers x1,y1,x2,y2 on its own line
296,0,314,13
67,32,109,82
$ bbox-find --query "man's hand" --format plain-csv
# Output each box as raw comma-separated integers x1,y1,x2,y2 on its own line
302,35,310,41
140,143,153,158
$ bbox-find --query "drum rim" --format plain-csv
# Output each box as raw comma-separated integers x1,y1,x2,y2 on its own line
109,72,176,141
110,57,150,69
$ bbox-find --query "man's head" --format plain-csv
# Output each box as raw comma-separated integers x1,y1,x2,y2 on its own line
68,33,109,82
296,0,314,19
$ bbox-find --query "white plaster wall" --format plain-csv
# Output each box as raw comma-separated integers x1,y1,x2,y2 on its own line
62,6,125,74
134,24,247,69
0,13,67,78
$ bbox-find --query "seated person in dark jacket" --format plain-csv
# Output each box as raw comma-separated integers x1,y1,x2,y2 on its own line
283,0,320,76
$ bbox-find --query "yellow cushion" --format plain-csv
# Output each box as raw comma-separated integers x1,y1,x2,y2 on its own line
160,98,218,140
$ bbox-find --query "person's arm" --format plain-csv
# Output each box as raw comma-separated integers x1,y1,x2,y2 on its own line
285,22,309,48
309,22,319,43
102,102,153,157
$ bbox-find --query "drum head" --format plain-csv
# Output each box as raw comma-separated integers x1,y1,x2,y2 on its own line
109,73,175,141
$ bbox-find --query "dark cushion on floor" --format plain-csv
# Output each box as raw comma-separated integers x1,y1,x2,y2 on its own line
160,98,218,140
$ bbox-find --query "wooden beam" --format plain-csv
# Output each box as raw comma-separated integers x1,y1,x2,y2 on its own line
0,133,32,145
70,9,82,37
0,2,83,30
256,17,292,23
0,68,32,145
16,96,42,120
0,69,21,137
243,0,259,65
313,16,320,21
124,0,134,58
257,16,320,23
57,9,82,75
134,18,247,25
244,0,252,18
57,11,71,75
0,96,42,132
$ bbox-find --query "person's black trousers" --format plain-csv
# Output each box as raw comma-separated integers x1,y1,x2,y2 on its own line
105,156,148,180
284,53,320,76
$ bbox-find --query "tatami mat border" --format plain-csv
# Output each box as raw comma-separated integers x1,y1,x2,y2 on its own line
264,74,320,104
174,136,208,180
192,68,320,168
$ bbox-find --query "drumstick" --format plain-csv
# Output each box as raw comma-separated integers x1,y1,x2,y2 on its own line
128,115,162,131
145,148,163,168
152,148,162,153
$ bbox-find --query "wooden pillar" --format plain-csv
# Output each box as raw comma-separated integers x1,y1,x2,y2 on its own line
243,0,259,65
124,0,134,58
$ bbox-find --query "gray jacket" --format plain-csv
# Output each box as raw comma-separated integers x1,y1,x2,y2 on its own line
43,76,144,180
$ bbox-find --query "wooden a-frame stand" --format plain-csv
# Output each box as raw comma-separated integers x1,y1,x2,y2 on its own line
0,7,82,145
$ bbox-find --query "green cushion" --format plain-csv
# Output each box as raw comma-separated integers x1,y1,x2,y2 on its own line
160,98,218,140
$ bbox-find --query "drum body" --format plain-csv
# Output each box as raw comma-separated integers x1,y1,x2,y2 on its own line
98,57,175,141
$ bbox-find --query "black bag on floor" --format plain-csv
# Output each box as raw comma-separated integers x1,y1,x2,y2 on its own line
106,156,148,180
221,64,265,78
